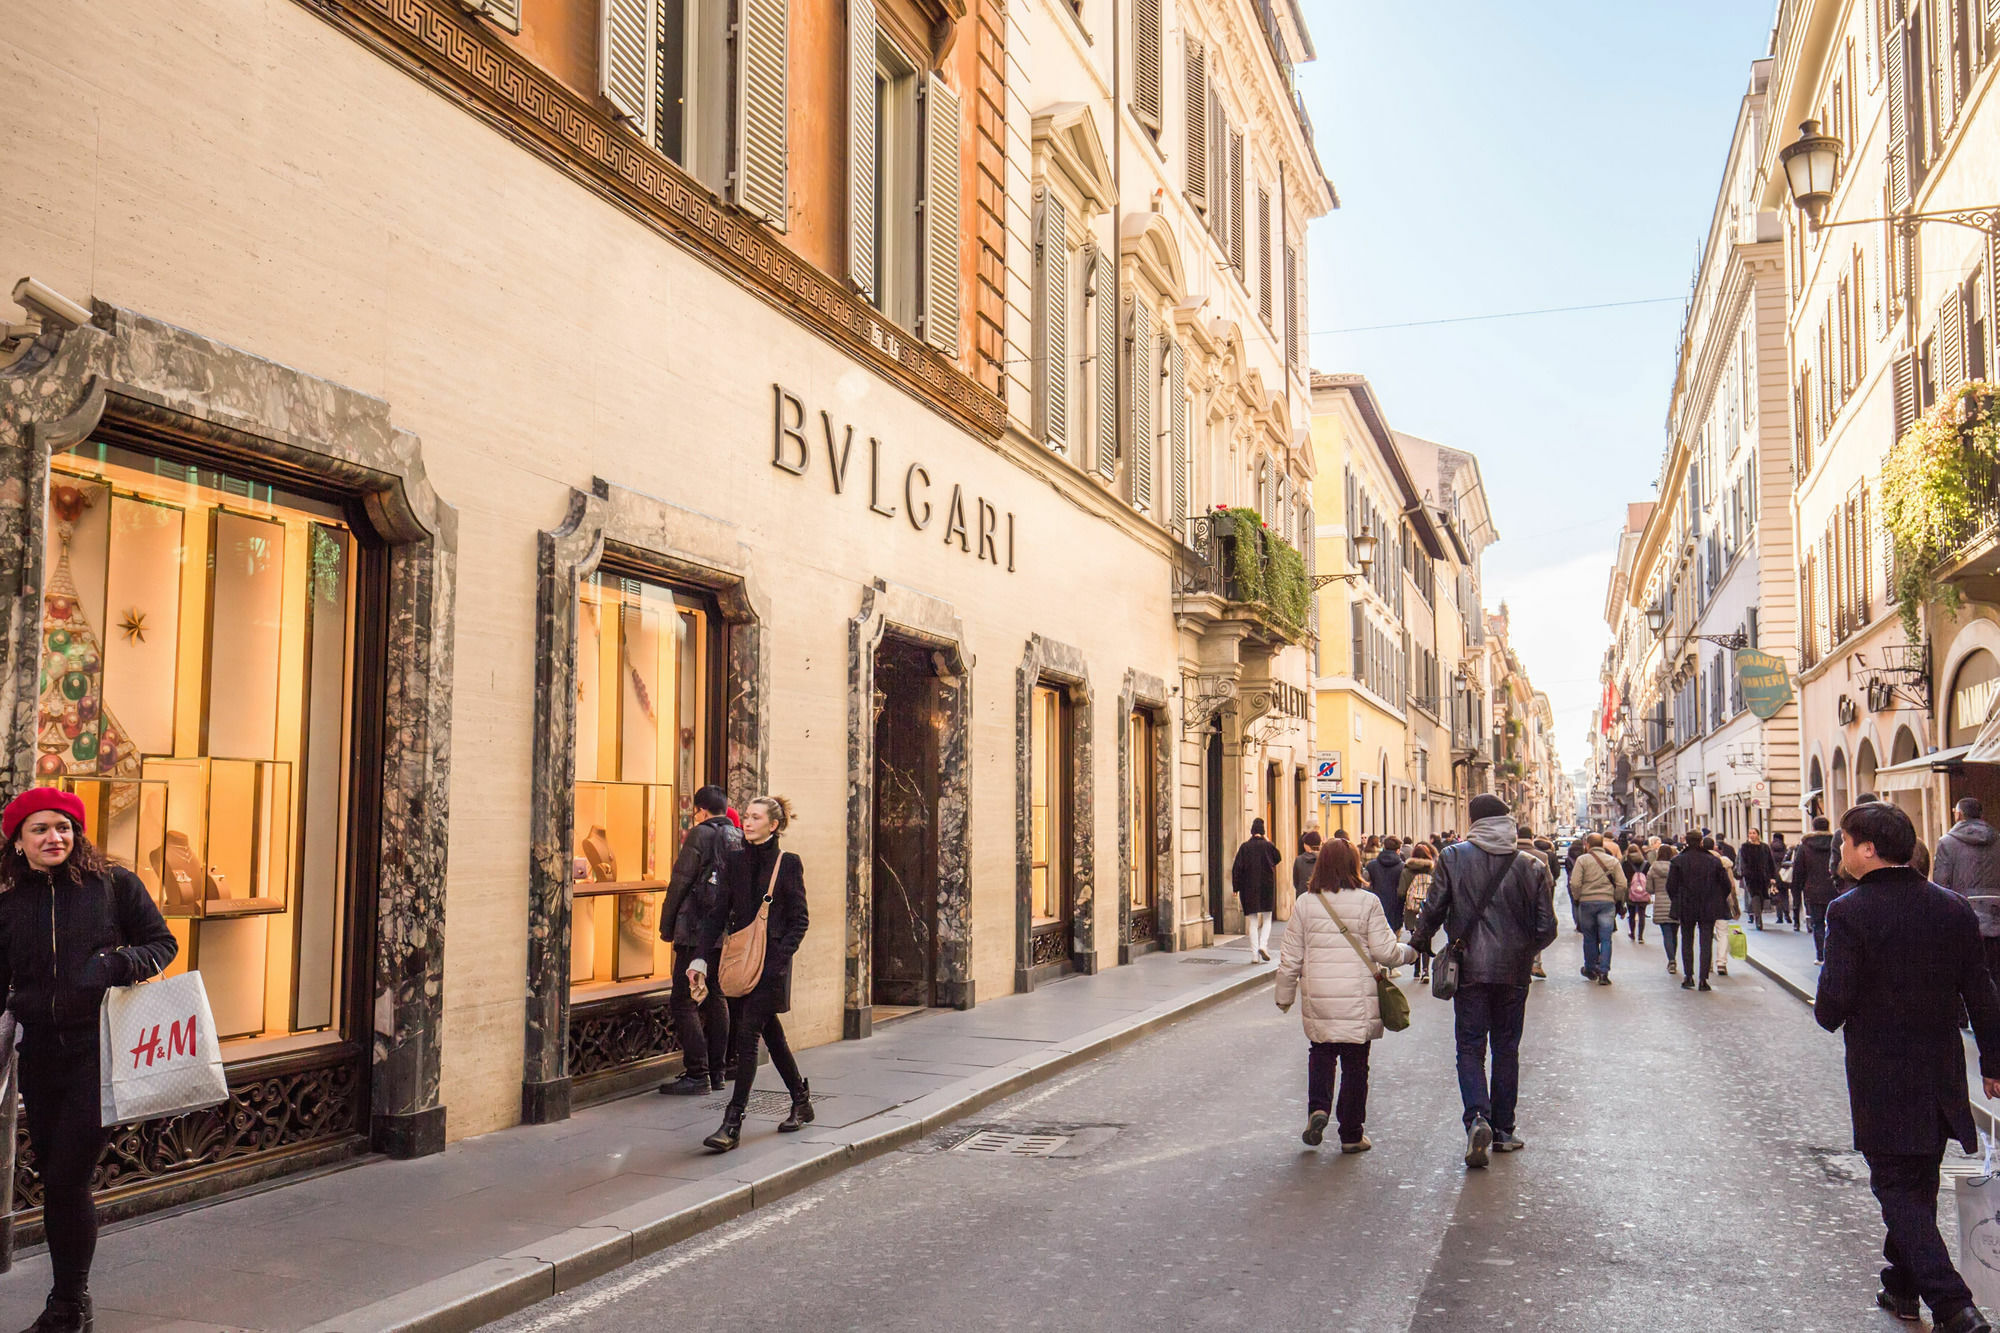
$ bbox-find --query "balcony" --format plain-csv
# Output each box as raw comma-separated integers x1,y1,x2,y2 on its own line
1885,384,2000,626
1173,509,1310,646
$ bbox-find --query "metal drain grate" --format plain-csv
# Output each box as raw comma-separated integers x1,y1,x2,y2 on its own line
744,1089,820,1118
952,1129,1071,1157
1181,957,1233,965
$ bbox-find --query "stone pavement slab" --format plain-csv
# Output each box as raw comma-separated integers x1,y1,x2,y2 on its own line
0,942,1274,1333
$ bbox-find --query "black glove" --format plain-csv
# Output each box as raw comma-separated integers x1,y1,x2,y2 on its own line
76,948,132,990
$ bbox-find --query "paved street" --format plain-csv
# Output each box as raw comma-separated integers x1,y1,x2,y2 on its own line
488,926,1908,1333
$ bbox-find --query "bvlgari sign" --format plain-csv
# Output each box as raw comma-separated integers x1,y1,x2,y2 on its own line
772,385,1016,572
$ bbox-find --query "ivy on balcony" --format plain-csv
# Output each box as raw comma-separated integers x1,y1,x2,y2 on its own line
1215,506,1310,631
1881,382,2000,636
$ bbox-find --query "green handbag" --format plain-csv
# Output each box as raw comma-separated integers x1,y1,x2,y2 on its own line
1315,890,1411,1033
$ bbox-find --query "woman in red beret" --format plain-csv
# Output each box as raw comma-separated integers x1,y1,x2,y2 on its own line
0,788,176,1333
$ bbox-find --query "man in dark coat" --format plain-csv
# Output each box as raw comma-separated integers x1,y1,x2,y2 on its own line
1364,836,1407,932
1230,818,1283,962
1816,801,2000,1333
1792,816,1841,962
1737,828,1778,930
657,785,742,1094
1410,794,1558,1168
1664,836,1732,989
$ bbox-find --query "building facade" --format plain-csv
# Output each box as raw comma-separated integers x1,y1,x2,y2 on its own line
0,0,1329,1228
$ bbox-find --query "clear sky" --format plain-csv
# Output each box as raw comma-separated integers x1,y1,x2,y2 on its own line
1295,1,1778,779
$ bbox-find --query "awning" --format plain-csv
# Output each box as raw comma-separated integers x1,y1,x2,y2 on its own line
1872,745,1972,792
1800,787,1823,810
1973,700,2000,764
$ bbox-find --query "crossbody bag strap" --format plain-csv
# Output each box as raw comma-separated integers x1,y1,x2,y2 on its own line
1313,889,1384,979
1452,852,1515,954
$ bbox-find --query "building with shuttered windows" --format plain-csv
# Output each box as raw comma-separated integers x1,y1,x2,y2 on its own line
0,0,1331,1229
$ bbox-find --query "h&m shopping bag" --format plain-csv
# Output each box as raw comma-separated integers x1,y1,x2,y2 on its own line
1959,1134,2000,1311
98,971,229,1127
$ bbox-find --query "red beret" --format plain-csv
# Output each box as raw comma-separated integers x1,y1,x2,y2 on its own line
3,787,87,842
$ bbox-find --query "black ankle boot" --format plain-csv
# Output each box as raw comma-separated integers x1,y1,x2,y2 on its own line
702,1104,745,1153
23,1291,92,1333
778,1080,814,1133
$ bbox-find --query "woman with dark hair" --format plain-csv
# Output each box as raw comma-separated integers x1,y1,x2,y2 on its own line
0,787,177,1332
1274,836,1414,1152
1230,818,1282,962
692,795,810,1154
1397,843,1437,981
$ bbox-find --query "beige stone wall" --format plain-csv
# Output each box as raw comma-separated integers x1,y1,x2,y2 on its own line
1,0,1182,1138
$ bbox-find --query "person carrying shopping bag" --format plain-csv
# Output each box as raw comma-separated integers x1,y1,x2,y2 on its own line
1275,838,1415,1153
0,788,178,1333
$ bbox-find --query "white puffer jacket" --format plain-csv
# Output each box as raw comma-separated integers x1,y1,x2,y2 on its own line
1274,888,1416,1043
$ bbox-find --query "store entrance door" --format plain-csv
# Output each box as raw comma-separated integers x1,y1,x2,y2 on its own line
871,636,942,1013
1206,722,1225,927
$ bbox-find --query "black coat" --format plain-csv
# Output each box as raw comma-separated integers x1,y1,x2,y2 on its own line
1737,840,1778,893
1364,851,1405,928
1230,837,1282,914
698,836,808,1012
1815,866,2000,1155
661,815,742,950
1663,848,1731,922
0,864,178,1038
1409,841,1558,987
1791,833,1841,909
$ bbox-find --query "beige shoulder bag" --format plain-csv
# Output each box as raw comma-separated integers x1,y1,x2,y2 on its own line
718,855,784,998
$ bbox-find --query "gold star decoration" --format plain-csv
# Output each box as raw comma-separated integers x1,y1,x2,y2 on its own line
118,609,147,644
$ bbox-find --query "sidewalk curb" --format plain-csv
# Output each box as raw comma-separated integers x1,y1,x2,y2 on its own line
1742,950,1815,1006
304,962,1276,1333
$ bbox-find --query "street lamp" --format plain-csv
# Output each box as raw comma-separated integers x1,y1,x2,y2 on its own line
1644,603,1665,635
1313,524,1377,590
1778,119,1842,229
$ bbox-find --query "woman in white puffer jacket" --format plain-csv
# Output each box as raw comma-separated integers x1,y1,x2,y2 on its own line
1275,837,1416,1153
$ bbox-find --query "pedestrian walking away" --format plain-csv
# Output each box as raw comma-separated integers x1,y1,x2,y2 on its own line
1399,843,1438,981
1771,831,1794,924
1625,858,1651,942
1409,794,1558,1169
1568,833,1627,985
657,784,742,1096
1666,835,1732,990
1365,835,1407,934
1739,827,1777,930
691,795,812,1153
1815,801,2000,1333
0,787,179,1333
1935,798,2000,990
1292,830,1322,906
1794,816,1841,963
1519,827,1553,981
1275,838,1416,1153
1231,818,1283,962
1709,837,1738,975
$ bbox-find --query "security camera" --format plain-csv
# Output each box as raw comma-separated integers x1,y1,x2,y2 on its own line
11,277,92,332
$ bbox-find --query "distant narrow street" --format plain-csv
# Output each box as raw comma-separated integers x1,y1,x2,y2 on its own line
490,942,1892,1333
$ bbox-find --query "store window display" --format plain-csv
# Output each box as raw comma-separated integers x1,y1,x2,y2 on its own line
571,570,715,999
39,441,355,1054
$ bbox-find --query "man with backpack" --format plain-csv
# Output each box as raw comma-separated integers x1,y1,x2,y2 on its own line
1409,793,1558,1168
657,785,742,1095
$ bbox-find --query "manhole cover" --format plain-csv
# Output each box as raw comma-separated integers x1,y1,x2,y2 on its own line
953,1130,1071,1157
744,1089,821,1118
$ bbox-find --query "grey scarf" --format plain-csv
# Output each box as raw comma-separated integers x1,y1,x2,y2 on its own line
1466,816,1519,856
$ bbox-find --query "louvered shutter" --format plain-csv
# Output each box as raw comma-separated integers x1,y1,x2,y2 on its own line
459,0,521,33
1169,339,1189,528
847,0,877,300
1942,290,1966,392
1304,507,1318,634
1817,530,1832,658
1257,189,1273,326
734,0,789,228
1276,474,1289,542
919,75,963,355
1942,0,1961,127
1991,232,2000,357
1229,134,1246,277
1283,245,1299,368
1893,349,1919,441
1888,22,1910,210
1094,248,1118,481
1132,0,1163,132
1209,99,1228,243
1034,192,1072,450
1129,302,1155,509
1185,46,1207,208
1853,251,1868,378
1859,483,1872,623
600,0,658,138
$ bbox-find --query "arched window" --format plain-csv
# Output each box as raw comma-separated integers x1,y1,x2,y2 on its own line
1831,748,1851,817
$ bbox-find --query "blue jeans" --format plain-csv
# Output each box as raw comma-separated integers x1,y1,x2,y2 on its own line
1453,982,1529,1133
1577,900,1617,976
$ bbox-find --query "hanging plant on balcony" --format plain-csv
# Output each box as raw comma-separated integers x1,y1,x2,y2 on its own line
1216,505,1309,630
1880,382,2000,636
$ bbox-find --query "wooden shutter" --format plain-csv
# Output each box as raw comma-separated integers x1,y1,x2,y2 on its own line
1169,339,1189,527
1229,134,1246,277
847,0,877,300
459,0,521,33
1034,192,1071,450
1853,250,1868,379
1257,189,1273,326
1132,0,1163,132
1304,506,1318,633
1129,302,1155,509
1990,231,2000,358
920,74,963,355
1859,482,1872,623
1185,46,1207,208
600,0,658,138
1815,532,1831,662
1893,348,1919,440
1943,288,1966,391
734,0,790,228
1283,245,1300,368
1888,20,1911,209
1210,99,1229,243
1094,247,1118,481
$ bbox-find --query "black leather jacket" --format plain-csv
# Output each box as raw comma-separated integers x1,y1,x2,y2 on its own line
1410,841,1558,987
0,864,178,1038
661,816,743,950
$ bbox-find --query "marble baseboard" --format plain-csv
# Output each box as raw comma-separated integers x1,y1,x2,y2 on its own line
372,1106,447,1160
520,1077,573,1125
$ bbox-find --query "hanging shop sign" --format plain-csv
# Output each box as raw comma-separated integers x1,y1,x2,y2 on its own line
1734,649,1792,720
772,385,1017,572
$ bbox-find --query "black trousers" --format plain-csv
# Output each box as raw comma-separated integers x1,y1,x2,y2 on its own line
20,1034,111,1302
1680,915,1717,980
669,945,729,1081
1305,1041,1370,1142
726,982,804,1113
1867,1149,1975,1320
1808,900,1829,960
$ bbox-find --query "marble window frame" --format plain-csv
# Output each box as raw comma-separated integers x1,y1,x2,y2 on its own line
1016,634,1094,990
844,579,974,1039
0,305,458,1162
1117,670,1175,962
523,480,769,1122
